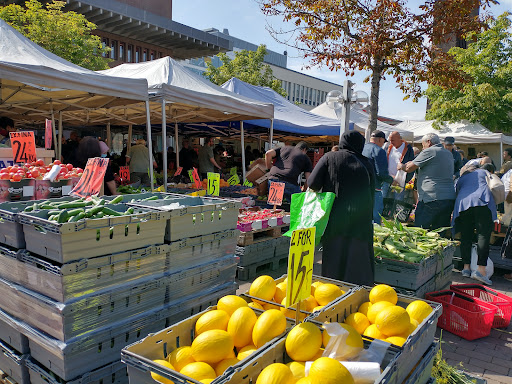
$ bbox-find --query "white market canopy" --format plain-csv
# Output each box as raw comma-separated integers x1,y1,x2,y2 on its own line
100,57,274,123
310,102,414,142
0,19,149,126
395,120,512,145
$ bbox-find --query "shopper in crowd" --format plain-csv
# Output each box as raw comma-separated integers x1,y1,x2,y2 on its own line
214,145,226,170
167,146,176,171
443,136,463,177
457,149,468,166
245,145,255,166
0,117,15,147
125,138,157,186
99,140,118,195
453,165,496,285
198,137,222,179
363,130,394,224
497,148,512,177
179,138,197,172
413,147,421,158
265,141,313,203
309,131,375,285
383,131,414,198
398,133,455,230
331,145,339,152
500,170,512,281
62,131,80,164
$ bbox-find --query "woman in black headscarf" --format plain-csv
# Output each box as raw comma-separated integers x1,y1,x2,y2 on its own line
308,131,376,285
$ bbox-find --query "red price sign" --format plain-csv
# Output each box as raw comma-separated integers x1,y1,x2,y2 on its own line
119,166,130,181
191,167,202,189
10,131,37,164
70,157,109,198
45,119,52,150
174,167,183,176
268,181,285,206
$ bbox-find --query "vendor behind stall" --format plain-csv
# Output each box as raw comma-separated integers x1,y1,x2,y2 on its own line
0,117,15,147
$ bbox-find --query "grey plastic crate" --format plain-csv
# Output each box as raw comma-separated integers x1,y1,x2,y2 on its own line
437,246,456,274
26,358,128,384
18,204,168,263
375,254,437,290
235,238,276,266
19,282,237,381
0,309,29,354
0,244,169,303
435,264,453,292
167,230,238,274
0,340,29,384
393,276,436,299
310,286,442,384
128,194,240,242
404,342,438,384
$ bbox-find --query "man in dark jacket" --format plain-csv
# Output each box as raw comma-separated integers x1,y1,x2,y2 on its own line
443,136,462,178
363,130,393,223
382,131,415,199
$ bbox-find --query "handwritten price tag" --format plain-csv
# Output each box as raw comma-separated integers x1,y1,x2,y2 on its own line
174,167,183,176
207,172,220,196
230,167,237,176
243,179,253,187
10,132,37,164
70,157,109,198
286,227,316,308
191,168,202,189
228,174,240,186
45,119,52,150
119,166,130,181
268,181,285,206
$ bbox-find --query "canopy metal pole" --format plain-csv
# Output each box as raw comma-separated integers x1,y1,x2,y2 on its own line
500,140,504,167
50,110,57,160
269,119,274,149
58,112,63,161
145,101,154,191
241,122,246,181
161,100,168,191
127,124,132,151
174,121,180,169
106,122,111,148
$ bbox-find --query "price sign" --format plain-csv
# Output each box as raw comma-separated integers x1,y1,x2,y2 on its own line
45,119,52,150
119,166,130,181
230,167,237,176
10,132,37,164
174,167,183,176
207,172,220,196
243,179,253,187
227,174,240,186
268,181,285,206
188,170,194,183
286,227,316,308
70,157,109,198
191,167,202,189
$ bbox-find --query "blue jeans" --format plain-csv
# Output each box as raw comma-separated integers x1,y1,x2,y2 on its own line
268,179,301,205
415,199,455,230
373,190,384,224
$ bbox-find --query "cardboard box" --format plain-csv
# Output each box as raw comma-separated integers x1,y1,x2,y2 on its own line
34,179,78,200
246,164,267,183
0,179,35,202
255,173,271,196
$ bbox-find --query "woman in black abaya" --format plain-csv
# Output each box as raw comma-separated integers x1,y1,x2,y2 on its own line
309,131,376,285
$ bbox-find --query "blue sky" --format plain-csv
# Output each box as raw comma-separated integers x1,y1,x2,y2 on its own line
173,0,512,121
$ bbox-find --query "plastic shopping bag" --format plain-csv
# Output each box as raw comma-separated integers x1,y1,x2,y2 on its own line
470,244,494,278
394,170,407,188
284,189,336,244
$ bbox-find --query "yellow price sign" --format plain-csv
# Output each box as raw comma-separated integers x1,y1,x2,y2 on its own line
243,180,253,187
230,167,237,176
285,227,316,308
207,172,220,196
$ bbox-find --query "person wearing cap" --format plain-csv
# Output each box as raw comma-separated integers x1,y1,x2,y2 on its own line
363,130,394,224
443,136,462,177
383,131,415,199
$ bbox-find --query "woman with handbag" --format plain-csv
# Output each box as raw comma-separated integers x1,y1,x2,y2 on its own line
308,131,376,286
453,163,498,285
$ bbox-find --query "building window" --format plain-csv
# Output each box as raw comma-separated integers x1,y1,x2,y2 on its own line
158,52,163,58
110,40,118,60
102,37,109,57
135,47,141,63
119,43,125,61
312,89,317,106
150,51,155,61
127,45,133,62
300,86,304,103
288,83,292,99
143,49,148,62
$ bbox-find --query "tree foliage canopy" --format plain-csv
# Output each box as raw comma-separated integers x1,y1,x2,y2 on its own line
0,0,110,70
260,0,496,131
426,13,512,132
204,45,287,97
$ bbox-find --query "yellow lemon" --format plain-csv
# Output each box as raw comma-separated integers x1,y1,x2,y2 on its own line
296,378,313,384
314,284,344,306
386,336,407,347
286,361,305,380
249,275,277,302
190,330,234,365
252,309,287,348
375,306,411,336
217,295,248,316
167,346,195,372
311,281,323,296
358,302,372,317
255,363,295,384
274,282,287,304
214,357,239,376
313,305,324,312
344,312,370,335
369,284,398,305
406,300,433,324
195,310,230,335
363,324,387,340
227,307,258,348
309,357,354,384
180,362,215,382
367,301,394,323
237,344,257,361
151,360,175,384
248,301,264,310
285,323,322,361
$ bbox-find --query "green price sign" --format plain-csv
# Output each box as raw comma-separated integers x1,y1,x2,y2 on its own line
207,172,220,196
228,174,240,185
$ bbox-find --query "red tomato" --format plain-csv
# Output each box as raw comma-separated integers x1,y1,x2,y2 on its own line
11,174,22,182
75,168,83,174
0,173,10,180
11,166,19,172
66,164,73,171
53,160,61,165
36,159,45,166
26,173,32,179
0,168,8,174
31,170,40,178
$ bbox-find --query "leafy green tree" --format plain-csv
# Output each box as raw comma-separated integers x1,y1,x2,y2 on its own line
426,13,512,132
0,0,110,70
204,45,287,97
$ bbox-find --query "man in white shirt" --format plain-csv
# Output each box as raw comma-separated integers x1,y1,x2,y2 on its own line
382,131,415,199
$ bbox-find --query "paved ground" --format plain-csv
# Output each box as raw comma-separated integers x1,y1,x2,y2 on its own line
236,251,512,384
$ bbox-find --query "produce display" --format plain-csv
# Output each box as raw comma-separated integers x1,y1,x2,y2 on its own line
238,208,286,223
374,218,458,263
0,159,82,182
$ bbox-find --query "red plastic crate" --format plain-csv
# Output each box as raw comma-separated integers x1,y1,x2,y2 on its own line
450,284,512,329
425,290,498,340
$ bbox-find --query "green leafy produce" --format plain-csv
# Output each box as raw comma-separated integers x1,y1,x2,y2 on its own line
432,339,476,384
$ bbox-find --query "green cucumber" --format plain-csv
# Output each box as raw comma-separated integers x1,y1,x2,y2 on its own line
111,195,124,204
56,210,69,223
69,212,85,222
143,196,159,201
102,207,122,217
67,208,85,217
85,206,104,218
57,202,87,209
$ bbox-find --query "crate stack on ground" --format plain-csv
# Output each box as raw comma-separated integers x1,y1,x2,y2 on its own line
0,192,240,384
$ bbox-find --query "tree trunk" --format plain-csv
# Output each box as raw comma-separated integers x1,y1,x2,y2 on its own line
369,64,382,134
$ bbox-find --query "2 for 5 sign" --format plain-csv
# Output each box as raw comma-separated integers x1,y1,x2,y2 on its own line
10,131,37,164
71,157,109,198
285,227,316,308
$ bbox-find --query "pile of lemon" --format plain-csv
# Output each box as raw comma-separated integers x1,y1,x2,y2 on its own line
248,275,345,319
344,284,433,347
